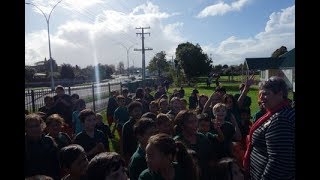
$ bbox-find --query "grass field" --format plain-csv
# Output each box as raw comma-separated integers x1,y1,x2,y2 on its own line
168,81,293,116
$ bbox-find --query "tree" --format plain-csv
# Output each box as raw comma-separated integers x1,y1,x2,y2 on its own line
60,64,75,79
44,58,58,72
271,46,288,57
175,42,212,82
117,61,125,74
105,65,114,79
147,51,169,78
109,64,116,74
223,64,229,69
73,65,81,78
213,64,223,74
81,65,95,80
25,66,36,82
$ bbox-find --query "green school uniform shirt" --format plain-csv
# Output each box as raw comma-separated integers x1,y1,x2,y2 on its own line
138,162,186,180
129,145,147,180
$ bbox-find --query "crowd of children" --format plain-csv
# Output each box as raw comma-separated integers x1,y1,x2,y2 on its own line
25,76,295,180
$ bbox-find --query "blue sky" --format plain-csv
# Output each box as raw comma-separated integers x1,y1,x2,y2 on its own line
25,0,295,68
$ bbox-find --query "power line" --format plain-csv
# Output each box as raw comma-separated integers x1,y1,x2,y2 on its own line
61,2,138,45
134,27,153,82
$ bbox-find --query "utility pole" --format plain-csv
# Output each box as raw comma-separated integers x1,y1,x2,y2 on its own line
134,27,153,84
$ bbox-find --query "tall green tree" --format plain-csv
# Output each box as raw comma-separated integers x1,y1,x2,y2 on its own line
60,64,75,79
175,42,212,81
73,65,81,78
105,65,114,79
148,51,169,77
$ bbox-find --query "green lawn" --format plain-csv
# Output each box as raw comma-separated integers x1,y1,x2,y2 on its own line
168,81,293,117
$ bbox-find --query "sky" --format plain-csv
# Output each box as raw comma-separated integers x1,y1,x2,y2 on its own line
25,0,295,68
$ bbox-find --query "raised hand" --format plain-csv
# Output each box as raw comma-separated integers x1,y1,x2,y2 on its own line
244,73,255,89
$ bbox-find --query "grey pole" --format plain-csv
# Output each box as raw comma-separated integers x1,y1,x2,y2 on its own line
26,0,63,91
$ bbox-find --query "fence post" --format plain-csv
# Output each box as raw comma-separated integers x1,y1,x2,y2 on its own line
68,86,71,95
92,84,96,112
31,90,36,113
120,82,122,93
108,83,111,96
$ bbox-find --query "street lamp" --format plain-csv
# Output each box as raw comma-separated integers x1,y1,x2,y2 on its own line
118,43,135,76
26,0,63,91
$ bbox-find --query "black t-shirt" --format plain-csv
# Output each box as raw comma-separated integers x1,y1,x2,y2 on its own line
53,94,73,125
189,96,198,109
107,97,118,116
74,129,109,160
96,123,113,139
53,132,71,150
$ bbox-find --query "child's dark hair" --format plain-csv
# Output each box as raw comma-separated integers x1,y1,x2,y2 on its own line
75,99,86,109
134,117,156,137
44,95,53,102
149,100,158,107
135,88,144,99
158,98,168,106
156,113,171,126
122,88,129,94
71,93,80,99
87,152,126,180
174,110,197,135
128,101,143,113
214,157,241,180
196,113,210,123
79,108,95,123
141,112,157,121
148,133,197,180
59,144,86,169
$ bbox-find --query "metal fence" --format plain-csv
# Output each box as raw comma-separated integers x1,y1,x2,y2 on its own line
25,82,122,113
25,78,157,113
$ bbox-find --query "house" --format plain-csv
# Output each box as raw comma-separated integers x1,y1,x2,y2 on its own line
244,48,295,92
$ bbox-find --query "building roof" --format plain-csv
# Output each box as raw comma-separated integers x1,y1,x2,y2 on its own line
245,48,295,70
279,48,295,68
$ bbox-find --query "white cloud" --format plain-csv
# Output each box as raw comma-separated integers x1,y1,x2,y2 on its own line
25,2,184,68
27,0,103,14
197,0,249,18
203,5,295,65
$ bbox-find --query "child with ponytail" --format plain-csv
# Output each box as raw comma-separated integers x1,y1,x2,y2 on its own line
139,133,198,180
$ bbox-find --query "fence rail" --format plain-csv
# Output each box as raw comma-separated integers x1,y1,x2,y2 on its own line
25,78,156,114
